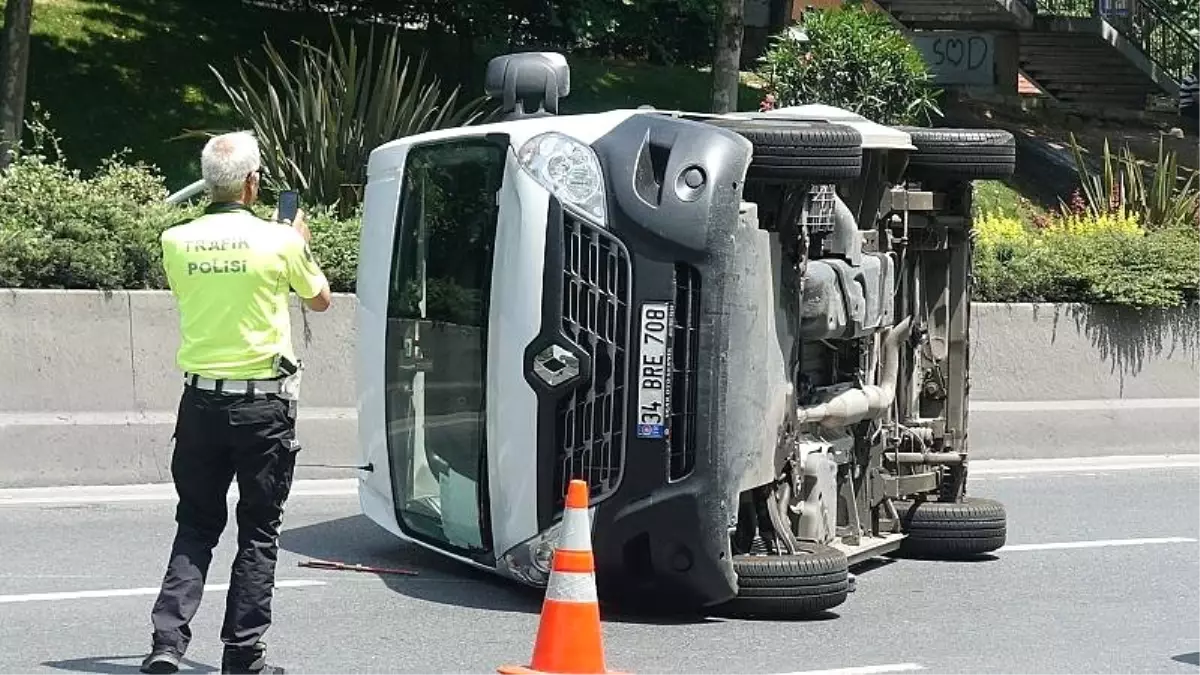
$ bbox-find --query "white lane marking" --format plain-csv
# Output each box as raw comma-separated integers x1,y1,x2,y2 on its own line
4,397,1194,427
774,664,925,675
1000,537,1198,552
0,479,358,506
3,455,1196,506
0,407,357,427
971,398,1199,412
969,454,1199,475
0,579,325,604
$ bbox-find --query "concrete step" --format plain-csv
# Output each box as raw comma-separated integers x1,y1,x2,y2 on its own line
1050,91,1150,106
1021,60,1148,75
1028,72,1156,85
1019,46,1123,59
876,0,1028,27
1020,58,1136,71
1043,82,1156,94
1019,41,1118,52
881,0,1011,12
1020,32,1106,46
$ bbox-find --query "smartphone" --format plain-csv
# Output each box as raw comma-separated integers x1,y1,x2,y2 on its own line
278,190,300,223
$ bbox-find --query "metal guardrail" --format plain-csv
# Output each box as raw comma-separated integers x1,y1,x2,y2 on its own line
165,179,207,205
1035,0,1199,85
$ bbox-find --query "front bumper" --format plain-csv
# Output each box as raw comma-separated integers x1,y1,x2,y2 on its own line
523,113,796,608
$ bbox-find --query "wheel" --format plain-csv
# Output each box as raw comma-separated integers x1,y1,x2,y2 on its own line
716,543,850,619
705,118,863,183
897,127,1016,181
892,496,1007,559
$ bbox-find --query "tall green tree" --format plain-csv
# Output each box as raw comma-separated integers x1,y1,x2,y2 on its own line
0,0,33,169
711,0,744,113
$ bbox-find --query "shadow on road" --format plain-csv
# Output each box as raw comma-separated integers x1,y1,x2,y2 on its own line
885,553,1002,564
278,514,850,626
41,655,215,674
852,557,900,574
278,514,544,616
1172,652,1199,666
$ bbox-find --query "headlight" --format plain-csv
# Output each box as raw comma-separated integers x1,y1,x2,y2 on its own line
500,521,563,587
516,132,607,224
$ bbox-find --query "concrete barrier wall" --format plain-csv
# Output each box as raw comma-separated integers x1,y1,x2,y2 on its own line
2,290,1196,488
967,302,1199,461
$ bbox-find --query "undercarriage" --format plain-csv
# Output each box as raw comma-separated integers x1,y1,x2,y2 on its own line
698,117,1016,618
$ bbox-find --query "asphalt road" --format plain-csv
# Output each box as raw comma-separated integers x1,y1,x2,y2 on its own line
1,457,1197,675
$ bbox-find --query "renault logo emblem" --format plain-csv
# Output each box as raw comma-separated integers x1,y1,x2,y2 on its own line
533,345,580,387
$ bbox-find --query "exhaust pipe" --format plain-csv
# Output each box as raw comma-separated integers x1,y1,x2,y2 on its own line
796,316,913,429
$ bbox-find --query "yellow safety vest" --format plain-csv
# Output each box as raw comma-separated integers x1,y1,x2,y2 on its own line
160,202,327,380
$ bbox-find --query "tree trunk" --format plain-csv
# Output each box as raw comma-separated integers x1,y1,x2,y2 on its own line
711,0,745,113
0,0,33,169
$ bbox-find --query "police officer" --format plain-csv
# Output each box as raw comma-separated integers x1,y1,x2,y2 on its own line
140,131,331,675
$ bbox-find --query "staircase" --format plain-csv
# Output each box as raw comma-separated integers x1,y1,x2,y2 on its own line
1019,28,1161,107
872,0,1033,30
1020,0,1197,108
872,0,1198,111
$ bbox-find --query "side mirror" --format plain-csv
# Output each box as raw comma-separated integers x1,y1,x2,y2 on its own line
484,52,570,120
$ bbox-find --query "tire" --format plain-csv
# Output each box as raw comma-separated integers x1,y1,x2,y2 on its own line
897,127,1016,181
893,497,1007,559
716,543,850,618
706,118,863,183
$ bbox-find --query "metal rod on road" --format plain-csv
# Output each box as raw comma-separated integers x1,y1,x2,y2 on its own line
299,559,419,576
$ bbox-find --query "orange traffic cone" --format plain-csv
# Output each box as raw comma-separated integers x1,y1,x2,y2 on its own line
499,480,625,675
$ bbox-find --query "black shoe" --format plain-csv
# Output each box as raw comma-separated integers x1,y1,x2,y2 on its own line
140,645,182,674
222,643,284,674
222,664,284,675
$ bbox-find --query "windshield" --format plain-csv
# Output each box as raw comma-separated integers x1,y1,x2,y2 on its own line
384,136,505,557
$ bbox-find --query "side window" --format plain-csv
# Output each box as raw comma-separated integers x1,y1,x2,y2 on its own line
383,136,507,554
388,139,506,324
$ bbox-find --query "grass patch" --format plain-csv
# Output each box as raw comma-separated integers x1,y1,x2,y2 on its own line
564,58,762,113
973,179,1046,221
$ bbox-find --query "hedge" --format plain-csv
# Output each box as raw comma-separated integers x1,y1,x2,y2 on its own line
1,146,1196,309
0,144,363,293
972,201,1200,309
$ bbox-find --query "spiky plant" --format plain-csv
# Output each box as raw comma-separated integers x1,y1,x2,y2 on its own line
188,19,494,209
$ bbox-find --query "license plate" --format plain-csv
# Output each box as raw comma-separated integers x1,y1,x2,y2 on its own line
635,302,673,439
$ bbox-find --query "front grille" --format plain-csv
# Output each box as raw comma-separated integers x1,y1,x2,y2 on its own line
555,214,632,508
668,263,701,480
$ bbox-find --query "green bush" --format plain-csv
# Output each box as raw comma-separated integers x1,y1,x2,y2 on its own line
973,206,1200,309
0,117,195,289
0,116,362,291
298,207,361,293
967,132,1200,309
756,1,941,125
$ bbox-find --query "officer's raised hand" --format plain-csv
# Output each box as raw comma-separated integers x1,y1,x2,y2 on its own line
272,206,311,245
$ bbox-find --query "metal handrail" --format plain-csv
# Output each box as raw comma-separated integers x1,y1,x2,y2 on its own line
1035,0,1199,85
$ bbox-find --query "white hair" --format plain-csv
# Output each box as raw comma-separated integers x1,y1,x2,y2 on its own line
201,131,261,202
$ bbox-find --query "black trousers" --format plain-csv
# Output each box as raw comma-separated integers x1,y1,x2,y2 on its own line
150,385,299,657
